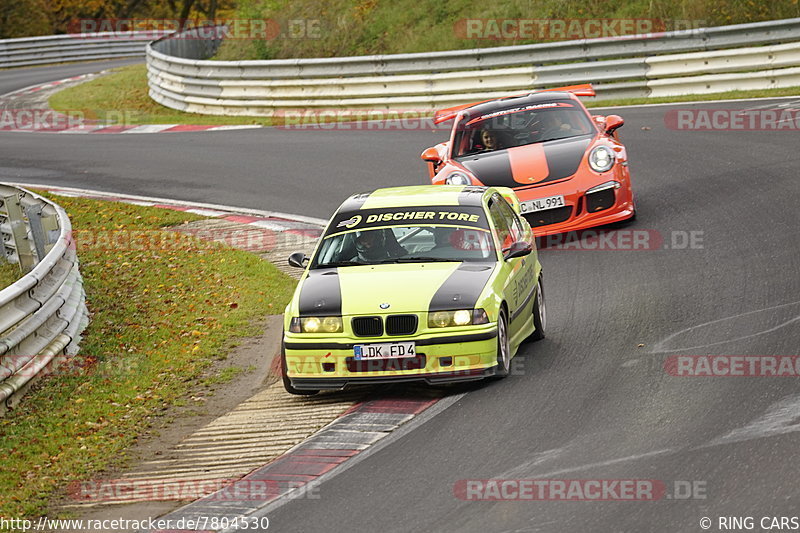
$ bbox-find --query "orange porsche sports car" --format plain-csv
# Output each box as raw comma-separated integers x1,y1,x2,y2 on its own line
421,84,636,236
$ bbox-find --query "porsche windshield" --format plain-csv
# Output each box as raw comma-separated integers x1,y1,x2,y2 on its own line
453,101,595,158
312,206,495,267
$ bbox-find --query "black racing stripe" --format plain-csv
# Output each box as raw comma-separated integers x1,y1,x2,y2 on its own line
298,268,342,316
429,262,495,313
457,186,487,206
284,330,497,350
337,192,372,212
458,152,517,189
542,135,592,182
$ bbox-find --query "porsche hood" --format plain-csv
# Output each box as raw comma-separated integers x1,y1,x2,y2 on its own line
458,135,593,188
296,262,496,317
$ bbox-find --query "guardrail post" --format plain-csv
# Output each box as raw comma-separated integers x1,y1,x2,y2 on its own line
2,194,35,273
0,211,11,263
24,204,47,263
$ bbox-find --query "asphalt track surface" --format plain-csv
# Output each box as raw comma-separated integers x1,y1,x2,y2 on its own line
2,62,800,532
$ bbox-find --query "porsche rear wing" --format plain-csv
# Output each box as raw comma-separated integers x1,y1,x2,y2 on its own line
433,84,595,124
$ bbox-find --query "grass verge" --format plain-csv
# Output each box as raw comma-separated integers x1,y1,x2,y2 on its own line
49,63,800,127
48,64,276,127
0,194,296,520
0,261,19,288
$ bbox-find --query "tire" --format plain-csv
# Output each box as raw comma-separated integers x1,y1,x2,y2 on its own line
281,343,319,396
493,308,511,378
528,274,546,341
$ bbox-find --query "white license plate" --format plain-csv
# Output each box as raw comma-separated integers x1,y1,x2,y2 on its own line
354,342,416,360
520,195,565,213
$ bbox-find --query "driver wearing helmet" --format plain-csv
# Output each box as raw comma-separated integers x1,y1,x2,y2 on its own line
350,230,387,263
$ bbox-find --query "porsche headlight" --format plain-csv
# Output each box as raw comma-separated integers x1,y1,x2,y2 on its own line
588,146,615,172
586,181,621,194
289,316,343,333
445,172,472,185
428,309,489,328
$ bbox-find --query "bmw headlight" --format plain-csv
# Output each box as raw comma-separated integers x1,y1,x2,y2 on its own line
588,146,615,172
445,172,472,185
428,309,489,328
289,316,343,333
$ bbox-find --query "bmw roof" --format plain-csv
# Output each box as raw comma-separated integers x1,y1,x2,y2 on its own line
338,185,490,212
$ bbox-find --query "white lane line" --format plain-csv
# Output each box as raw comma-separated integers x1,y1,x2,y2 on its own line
9,182,328,226
650,300,800,353
702,394,800,448
525,449,674,478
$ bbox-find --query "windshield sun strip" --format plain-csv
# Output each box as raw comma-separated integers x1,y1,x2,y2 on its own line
322,223,492,240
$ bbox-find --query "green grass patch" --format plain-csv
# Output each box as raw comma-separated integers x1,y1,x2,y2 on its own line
219,0,800,60
0,261,19,288
48,64,277,126
0,194,296,520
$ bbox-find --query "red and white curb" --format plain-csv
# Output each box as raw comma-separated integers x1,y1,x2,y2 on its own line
145,396,446,533
15,183,326,238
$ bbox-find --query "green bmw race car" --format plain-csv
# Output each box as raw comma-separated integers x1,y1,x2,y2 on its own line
281,185,545,395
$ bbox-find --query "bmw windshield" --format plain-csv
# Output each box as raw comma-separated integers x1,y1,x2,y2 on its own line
311,206,496,268
452,100,595,158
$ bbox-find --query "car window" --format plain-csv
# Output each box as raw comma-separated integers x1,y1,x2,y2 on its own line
496,197,524,243
488,197,514,250
453,101,595,157
312,225,495,268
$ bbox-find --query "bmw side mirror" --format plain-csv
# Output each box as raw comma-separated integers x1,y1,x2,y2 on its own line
503,241,532,261
288,252,308,268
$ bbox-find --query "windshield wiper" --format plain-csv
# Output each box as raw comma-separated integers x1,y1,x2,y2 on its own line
314,260,365,268
392,257,460,263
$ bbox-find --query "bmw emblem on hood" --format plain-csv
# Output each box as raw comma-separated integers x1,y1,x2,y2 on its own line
379,303,390,309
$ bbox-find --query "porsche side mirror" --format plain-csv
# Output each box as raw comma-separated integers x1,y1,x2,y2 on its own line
503,241,532,261
605,115,624,134
421,146,441,163
288,252,308,268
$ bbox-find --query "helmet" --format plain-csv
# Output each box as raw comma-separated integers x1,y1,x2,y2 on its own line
354,230,387,262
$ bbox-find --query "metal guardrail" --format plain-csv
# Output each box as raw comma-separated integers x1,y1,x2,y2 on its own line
145,18,800,115
0,31,169,68
0,184,89,414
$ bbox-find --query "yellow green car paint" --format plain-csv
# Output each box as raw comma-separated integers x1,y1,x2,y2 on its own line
282,185,545,394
